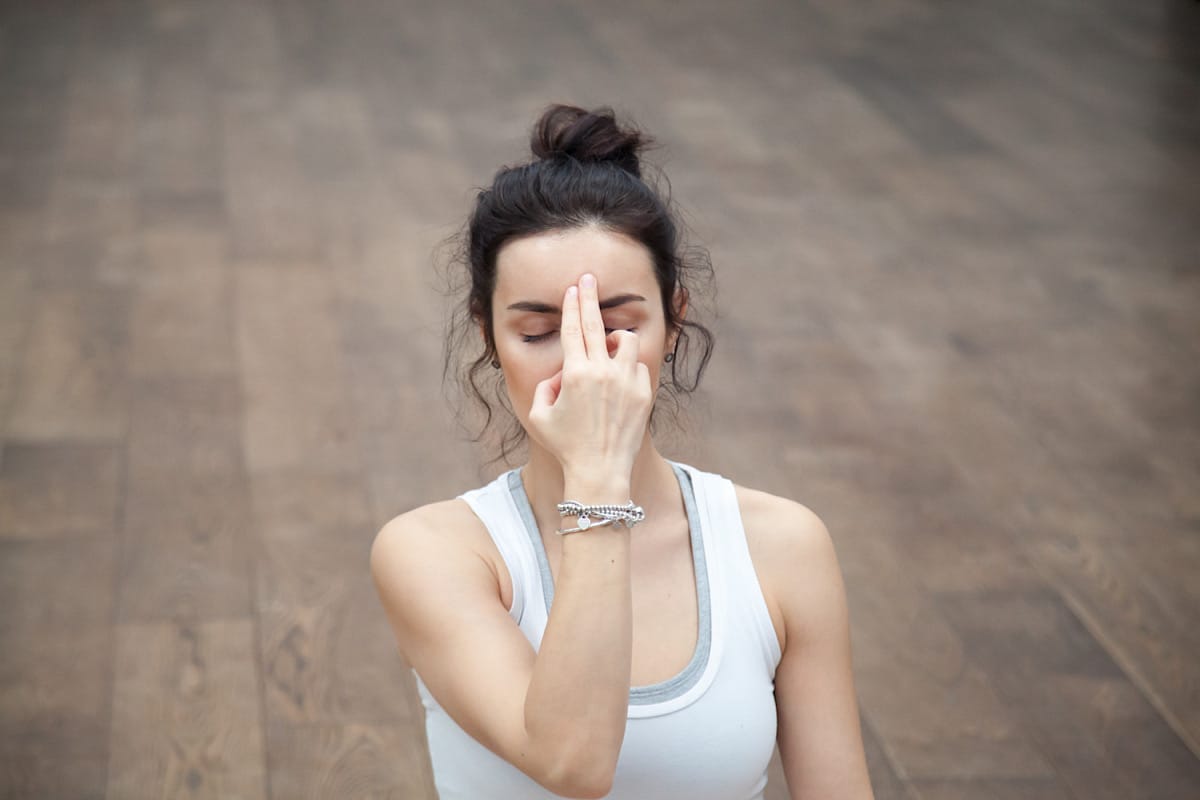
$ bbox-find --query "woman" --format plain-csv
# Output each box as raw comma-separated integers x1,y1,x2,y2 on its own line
371,104,875,800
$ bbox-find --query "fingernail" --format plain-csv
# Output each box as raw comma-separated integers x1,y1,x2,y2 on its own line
567,286,577,297
580,274,595,288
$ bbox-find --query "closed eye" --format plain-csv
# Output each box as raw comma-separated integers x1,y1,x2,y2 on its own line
521,327,636,344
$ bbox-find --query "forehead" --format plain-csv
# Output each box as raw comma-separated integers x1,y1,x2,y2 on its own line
493,227,657,303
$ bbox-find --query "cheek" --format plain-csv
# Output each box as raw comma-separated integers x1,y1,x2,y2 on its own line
634,331,669,384
500,341,563,398
637,338,657,366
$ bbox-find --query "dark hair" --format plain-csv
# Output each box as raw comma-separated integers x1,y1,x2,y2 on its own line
441,104,716,465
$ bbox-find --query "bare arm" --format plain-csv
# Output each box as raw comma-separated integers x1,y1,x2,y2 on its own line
372,273,651,798
523,473,633,789
757,497,875,799
371,486,630,798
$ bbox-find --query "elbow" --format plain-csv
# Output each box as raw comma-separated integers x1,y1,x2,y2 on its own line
541,769,614,799
522,704,624,797
535,743,619,799
573,781,615,800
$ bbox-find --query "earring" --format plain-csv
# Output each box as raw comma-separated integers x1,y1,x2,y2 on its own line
491,359,500,369
664,338,680,363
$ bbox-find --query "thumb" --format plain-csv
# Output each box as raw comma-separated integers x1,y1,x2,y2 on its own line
531,368,563,411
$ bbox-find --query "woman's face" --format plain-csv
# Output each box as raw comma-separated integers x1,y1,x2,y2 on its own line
489,226,681,441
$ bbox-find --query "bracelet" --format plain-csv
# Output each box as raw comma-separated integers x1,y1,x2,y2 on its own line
556,517,617,535
555,500,646,535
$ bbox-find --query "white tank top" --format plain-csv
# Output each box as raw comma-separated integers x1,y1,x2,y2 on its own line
414,460,783,799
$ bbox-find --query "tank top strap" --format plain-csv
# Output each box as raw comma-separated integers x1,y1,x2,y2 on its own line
675,463,782,676
457,470,540,627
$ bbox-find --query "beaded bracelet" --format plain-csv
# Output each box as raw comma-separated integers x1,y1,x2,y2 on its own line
555,500,646,535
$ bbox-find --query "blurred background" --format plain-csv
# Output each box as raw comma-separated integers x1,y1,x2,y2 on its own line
1,1,1198,798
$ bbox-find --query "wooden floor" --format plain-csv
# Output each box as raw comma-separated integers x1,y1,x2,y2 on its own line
1,1,1198,798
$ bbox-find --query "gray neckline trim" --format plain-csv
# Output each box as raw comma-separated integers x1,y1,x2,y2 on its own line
506,461,712,705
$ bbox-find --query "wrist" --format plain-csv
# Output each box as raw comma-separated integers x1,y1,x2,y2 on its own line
562,474,632,505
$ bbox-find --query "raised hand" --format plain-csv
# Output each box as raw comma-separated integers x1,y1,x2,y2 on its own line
527,273,654,484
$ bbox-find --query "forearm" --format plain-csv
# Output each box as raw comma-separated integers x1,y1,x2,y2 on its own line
523,474,633,790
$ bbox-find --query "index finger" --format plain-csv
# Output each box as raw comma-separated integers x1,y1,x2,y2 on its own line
559,284,585,363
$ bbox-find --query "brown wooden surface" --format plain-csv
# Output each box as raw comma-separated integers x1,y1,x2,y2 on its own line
1,1,1198,798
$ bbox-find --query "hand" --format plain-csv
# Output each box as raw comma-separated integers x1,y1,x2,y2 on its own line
527,274,653,481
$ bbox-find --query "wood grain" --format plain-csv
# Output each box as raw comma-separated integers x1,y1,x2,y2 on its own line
0,1,1196,797
0,537,114,797
4,287,131,441
265,722,434,800
106,619,267,799
0,443,121,540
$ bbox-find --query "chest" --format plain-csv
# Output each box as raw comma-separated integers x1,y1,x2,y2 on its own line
543,517,702,686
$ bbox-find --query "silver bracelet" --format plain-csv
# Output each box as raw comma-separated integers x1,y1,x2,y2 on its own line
555,500,645,535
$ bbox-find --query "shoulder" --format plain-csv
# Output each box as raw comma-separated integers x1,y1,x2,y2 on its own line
371,498,483,563
370,496,504,602
370,496,514,648
732,483,837,566
732,483,846,653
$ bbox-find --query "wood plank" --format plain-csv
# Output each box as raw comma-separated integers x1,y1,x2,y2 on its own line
0,1,1195,798
126,374,243,479
265,721,434,800
830,54,995,157
0,537,114,797
289,87,386,266
0,267,34,444
1032,530,1200,757
251,470,417,725
0,442,121,540
0,79,62,212
826,493,1053,781
117,467,252,623
861,713,918,800
937,586,1200,798
38,172,140,290
4,286,131,441
220,94,319,261
54,23,141,185
235,262,360,475
344,346,483,521
106,619,267,799
207,0,287,94
128,242,236,380
138,0,221,211
909,777,1071,800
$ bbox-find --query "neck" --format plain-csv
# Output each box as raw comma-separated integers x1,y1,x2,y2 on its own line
520,431,682,533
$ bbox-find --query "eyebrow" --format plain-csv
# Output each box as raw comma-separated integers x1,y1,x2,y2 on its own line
506,293,647,313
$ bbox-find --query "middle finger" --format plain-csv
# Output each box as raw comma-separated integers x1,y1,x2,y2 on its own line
577,273,607,359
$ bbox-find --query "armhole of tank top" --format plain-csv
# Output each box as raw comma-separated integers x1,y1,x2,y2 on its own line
458,481,527,626
710,474,783,674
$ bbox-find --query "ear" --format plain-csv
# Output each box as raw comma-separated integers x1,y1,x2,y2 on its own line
673,286,689,322
476,318,497,364
669,287,689,347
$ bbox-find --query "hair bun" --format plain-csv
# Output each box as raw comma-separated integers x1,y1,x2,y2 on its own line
530,104,649,178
